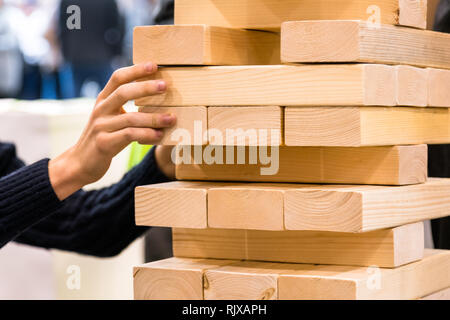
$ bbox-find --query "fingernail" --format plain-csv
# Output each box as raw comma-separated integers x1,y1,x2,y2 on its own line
157,81,166,92
145,63,155,73
162,114,175,125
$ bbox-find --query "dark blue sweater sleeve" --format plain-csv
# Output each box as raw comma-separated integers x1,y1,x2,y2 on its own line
0,158,62,249
0,143,170,257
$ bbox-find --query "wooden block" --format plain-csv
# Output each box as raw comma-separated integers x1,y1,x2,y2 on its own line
175,0,427,30
173,222,424,268
208,107,283,146
208,185,285,231
420,288,450,300
201,250,450,300
133,258,232,300
281,20,450,69
176,145,428,186
135,181,211,228
204,262,283,300
133,25,280,66
395,66,428,107
139,106,207,145
278,250,450,300
284,178,450,232
285,107,450,147
173,228,248,261
142,179,450,232
428,68,450,107
135,64,396,107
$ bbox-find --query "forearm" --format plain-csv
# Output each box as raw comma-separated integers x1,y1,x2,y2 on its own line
0,159,62,249
15,147,172,257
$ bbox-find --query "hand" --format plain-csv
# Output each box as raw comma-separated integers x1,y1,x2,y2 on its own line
155,146,176,180
49,62,177,200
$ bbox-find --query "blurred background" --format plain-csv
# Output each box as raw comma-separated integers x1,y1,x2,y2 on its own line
0,0,174,300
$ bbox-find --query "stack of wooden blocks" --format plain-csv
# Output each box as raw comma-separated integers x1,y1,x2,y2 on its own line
132,0,450,300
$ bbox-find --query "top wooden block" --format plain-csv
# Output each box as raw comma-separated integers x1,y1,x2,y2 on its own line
281,20,450,69
175,0,427,30
133,25,280,66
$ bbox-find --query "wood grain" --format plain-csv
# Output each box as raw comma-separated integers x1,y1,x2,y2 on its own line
176,145,428,186
133,25,280,66
428,68,450,107
208,185,285,231
175,0,427,30
395,65,427,107
199,250,450,300
278,250,450,300
137,251,450,300
173,222,424,268
285,107,450,147
281,20,450,69
135,181,211,228
136,179,450,232
284,178,450,232
135,64,396,107
139,106,207,145
208,106,283,146
133,258,232,300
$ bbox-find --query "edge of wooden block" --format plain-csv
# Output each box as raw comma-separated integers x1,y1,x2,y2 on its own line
393,222,425,267
397,144,428,185
398,0,428,29
284,188,364,232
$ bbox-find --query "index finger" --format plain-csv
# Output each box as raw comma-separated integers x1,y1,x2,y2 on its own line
97,62,158,102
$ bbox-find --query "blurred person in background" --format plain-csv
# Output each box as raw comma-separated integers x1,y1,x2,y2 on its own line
9,0,58,99
118,0,159,65
0,0,23,98
57,0,124,98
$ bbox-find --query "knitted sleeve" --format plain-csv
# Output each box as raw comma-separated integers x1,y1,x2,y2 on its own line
0,158,63,249
16,148,169,257
14,147,171,257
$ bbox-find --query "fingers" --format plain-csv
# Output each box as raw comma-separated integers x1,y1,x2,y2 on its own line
98,127,164,155
98,112,176,132
99,80,167,115
97,62,159,101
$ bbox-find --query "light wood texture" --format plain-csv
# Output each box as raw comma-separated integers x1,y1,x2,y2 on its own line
395,66,427,107
173,222,425,268
281,20,450,69
133,25,280,66
208,185,285,231
135,64,396,107
136,179,450,232
133,258,232,300
135,181,211,229
202,250,450,300
204,262,282,300
420,288,450,300
428,68,450,107
176,145,428,186
139,106,207,145
175,0,427,30
278,250,450,300
284,178,450,232
285,107,450,147
139,251,450,300
208,107,283,146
